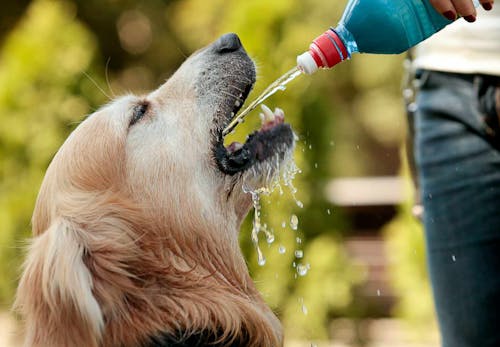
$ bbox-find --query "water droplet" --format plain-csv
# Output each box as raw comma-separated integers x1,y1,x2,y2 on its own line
296,200,304,208
326,208,331,215
297,263,308,276
314,163,318,168
250,192,266,266
258,256,266,266
296,237,302,244
278,245,286,254
295,250,303,258
278,184,284,195
452,254,456,262
290,214,298,230
308,144,313,150
266,233,275,244
281,221,286,228
301,303,308,315
377,289,381,296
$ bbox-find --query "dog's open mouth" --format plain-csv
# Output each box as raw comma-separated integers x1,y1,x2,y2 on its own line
214,83,295,177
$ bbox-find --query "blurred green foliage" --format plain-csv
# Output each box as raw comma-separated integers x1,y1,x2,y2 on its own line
383,164,437,336
0,0,435,342
0,0,106,305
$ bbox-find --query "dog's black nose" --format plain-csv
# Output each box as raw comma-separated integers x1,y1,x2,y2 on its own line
215,33,243,53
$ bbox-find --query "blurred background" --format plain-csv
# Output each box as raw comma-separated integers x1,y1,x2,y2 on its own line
0,0,439,346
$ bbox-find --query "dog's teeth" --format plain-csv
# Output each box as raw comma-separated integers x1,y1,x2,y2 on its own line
260,104,275,122
274,107,285,122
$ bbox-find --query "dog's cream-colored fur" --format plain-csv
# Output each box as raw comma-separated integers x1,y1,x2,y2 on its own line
15,39,282,346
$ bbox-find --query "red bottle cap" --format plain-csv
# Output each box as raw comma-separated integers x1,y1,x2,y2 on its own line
297,29,349,74
311,29,348,68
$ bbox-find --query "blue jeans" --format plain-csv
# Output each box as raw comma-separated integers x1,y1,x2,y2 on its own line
411,70,500,347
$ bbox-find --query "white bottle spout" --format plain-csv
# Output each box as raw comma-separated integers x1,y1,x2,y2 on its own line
297,51,318,75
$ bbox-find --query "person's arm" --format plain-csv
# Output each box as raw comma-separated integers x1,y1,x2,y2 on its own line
430,0,494,22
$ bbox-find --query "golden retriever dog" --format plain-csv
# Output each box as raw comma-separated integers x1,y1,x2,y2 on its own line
14,33,295,347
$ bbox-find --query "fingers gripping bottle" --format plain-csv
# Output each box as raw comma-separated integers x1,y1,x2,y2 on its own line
297,0,480,74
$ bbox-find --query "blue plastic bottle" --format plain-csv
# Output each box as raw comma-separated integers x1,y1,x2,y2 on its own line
297,0,479,74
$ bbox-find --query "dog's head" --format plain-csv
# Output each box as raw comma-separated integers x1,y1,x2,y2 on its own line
15,34,293,347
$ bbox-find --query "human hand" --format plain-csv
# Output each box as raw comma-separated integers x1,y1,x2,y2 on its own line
430,0,494,22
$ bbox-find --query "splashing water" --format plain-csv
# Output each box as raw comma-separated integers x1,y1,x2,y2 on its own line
243,156,301,266
266,230,275,244
249,192,271,266
298,297,308,315
290,214,299,230
295,250,304,259
301,303,308,315
222,67,302,136
242,148,299,194
297,263,310,276
250,193,266,265
282,160,303,208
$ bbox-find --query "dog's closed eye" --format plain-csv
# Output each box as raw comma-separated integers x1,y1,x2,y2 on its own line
130,101,149,127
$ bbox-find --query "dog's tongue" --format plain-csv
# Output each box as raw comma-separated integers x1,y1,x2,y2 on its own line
227,141,243,153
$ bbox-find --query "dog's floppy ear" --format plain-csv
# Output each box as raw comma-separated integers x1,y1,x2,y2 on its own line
15,217,103,347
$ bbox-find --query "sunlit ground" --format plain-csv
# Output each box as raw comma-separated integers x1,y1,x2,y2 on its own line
1,311,438,347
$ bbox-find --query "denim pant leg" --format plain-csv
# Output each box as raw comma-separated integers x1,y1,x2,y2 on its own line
413,70,500,347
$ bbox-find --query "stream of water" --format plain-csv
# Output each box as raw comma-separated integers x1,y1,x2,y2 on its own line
223,67,302,136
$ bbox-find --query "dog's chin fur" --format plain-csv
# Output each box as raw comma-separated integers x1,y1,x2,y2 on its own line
14,34,290,347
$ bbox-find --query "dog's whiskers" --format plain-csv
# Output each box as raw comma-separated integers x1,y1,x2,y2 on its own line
105,57,117,99
82,71,112,101
228,84,246,94
218,90,240,99
222,73,253,84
